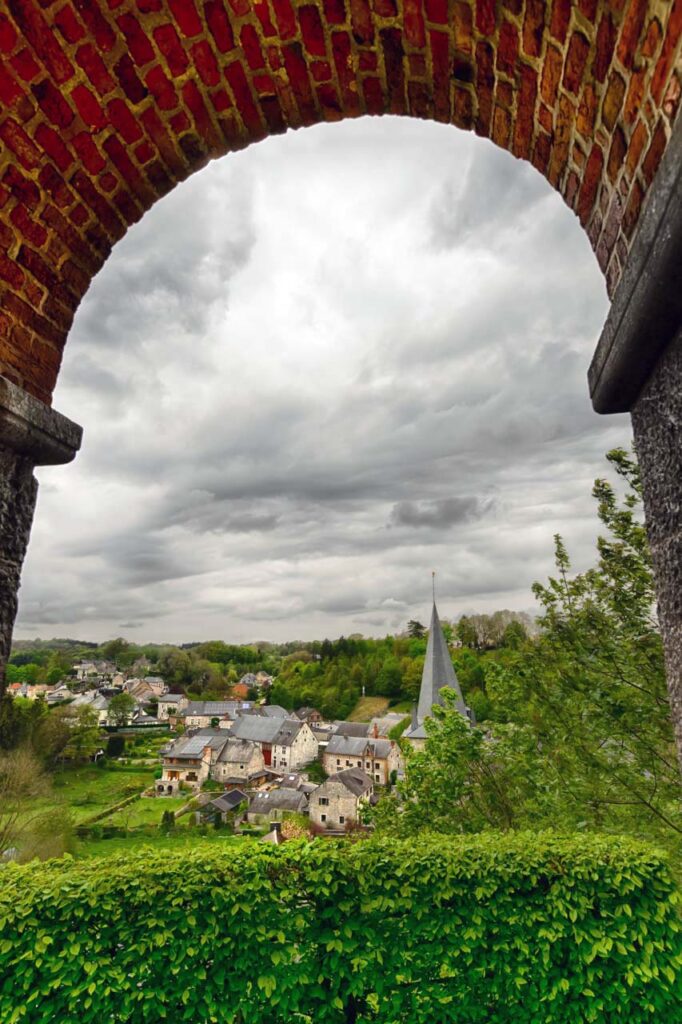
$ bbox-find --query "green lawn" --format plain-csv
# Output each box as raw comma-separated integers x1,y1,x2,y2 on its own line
47,763,156,823
73,830,247,859
107,796,187,828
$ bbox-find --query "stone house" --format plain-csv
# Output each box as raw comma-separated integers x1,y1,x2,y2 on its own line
156,731,228,795
296,706,324,725
211,737,264,784
156,693,188,720
322,734,402,785
180,700,244,729
229,716,318,771
247,787,309,825
198,789,248,825
308,769,373,832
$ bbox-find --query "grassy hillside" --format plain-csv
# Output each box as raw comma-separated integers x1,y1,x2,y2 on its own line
347,696,389,722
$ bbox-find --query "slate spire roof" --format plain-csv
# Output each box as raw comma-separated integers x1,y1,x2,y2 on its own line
410,601,468,733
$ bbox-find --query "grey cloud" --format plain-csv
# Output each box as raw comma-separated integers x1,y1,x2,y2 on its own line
390,496,487,529
17,118,631,644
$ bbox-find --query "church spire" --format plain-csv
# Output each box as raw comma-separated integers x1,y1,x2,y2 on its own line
415,594,467,725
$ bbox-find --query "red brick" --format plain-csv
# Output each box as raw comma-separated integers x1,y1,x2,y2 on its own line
512,62,537,160
103,134,153,200
622,178,643,237
474,39,494,135
0,67,25,107
606,124,626,181
134,140,156,162
0,253,26,292
403,0,425,47
169,110,190,133
241,25,266,69
210,88,232,112
12,47,41,82
300,5,327,56
4,166,40,209
563,32,590,95
254,0,277,36
8,0,75,84
577,142,603,224
650,0,682,105
616,0,648,70
71,131,106,173
147,66,181,110
476,0,496,35
272,0,298,39
114,54,148,104
496,20,518,75
35,124,73,171
71,83,107,129
282,41,317,123
154,23,189,76
191,40,222,86
183,78,223,150
32,77,74,127
311,60,332,82
577,82,597,136
409,53,426,76
316,81,342,119
332,31,361,114
541,43,562,106
169,0,203,37
117,13,155,66
0,118,42,169
323,0,346,24
592,14,616,84
381,28,405,115
429,29,450,122
492,104,511,148
425,0,446,21
106,98,142,143
549,0,571,44
17,244,58,289
625,118,648,176
641,119,667,185
362,76,384,114
204,0,235,53
601,70,625,130
225,59,266,134
350,0,374,44
10,205,48,248
359,50,377,71
522,0,545,57
0,13,19,53
74,0,117,52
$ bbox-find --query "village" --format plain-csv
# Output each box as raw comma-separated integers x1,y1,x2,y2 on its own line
5,604,465,845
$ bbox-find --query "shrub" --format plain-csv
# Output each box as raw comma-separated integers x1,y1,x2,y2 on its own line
0,834,679,1023
105,735,125,758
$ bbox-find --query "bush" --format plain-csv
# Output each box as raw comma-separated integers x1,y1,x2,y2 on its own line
106,734,125,758
0,833,680,1023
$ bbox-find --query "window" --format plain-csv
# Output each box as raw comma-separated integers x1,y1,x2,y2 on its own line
318,797,329,806
336,759,341,765
365,761,371,768
375,774,380,782
357,760,362,767
346,760,351,766
321,814,326,822
339,816,345,824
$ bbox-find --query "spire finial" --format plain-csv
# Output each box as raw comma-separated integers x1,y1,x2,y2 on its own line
432,570,436,603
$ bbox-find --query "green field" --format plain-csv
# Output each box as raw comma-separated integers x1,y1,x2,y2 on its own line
50,763,156,822
73,830,246,860
107,795,187,828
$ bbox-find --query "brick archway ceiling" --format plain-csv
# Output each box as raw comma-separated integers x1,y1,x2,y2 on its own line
0,1,679,406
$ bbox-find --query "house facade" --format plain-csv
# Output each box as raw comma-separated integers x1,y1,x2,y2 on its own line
156,732,227,795
211,738,265,783
322,735,402,785
308,769,373,831
229,716,318,771
156,693,188,721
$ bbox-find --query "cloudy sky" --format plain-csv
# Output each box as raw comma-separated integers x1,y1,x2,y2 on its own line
16,116,631,644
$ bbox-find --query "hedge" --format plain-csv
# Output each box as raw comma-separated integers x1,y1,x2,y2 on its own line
0,833,680,1023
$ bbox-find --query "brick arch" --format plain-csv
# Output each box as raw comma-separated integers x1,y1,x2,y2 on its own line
0,0,679,406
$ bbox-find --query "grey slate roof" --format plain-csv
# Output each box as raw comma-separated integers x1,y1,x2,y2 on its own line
216,738,259,764
208,790,248,814
230,715,305,746
249,788,308,813
182,701,243,717
164,731,228,759
332,768,373,797
369,713,409,736
333,721,370,738
325,734,392,759
158,693,185,703
408,602,467,733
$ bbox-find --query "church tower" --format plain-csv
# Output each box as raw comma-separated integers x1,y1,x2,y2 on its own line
404,581,471,748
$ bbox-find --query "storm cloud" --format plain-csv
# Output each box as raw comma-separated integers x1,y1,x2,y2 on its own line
16,118,631,643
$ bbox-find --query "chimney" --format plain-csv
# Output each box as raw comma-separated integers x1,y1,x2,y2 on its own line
372,722,379,738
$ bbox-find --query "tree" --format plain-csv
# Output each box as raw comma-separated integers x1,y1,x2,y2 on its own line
108,692,136,727
36,705,101,765
407,620,426,639
373,450,681,849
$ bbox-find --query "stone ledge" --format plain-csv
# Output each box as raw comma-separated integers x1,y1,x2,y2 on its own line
0,376,82,466
589,110,682,414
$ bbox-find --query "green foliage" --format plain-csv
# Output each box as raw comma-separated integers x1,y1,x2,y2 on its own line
106,734,126,758
108,692,136,727
0,834,679,1022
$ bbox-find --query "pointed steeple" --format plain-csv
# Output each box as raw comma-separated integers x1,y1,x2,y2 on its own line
416,600,467,724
